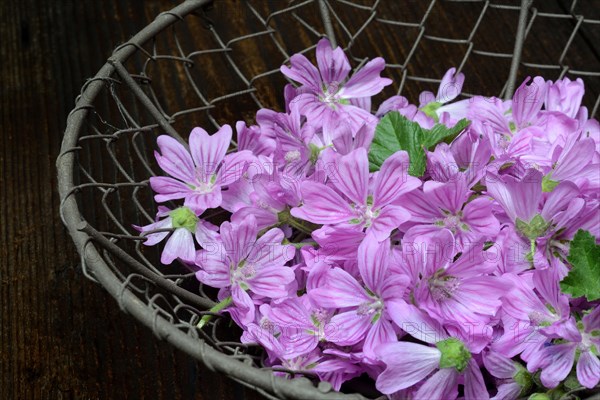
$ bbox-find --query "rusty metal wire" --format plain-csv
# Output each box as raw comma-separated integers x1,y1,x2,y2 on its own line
57,1,599,399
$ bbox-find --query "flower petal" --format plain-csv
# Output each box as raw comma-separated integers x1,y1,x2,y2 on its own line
486,168,542,222
437,67,465,104
327,148,368,205
373,150,421,208
423,176,468,215
369,204,411,241
230,284,255,327
387,300,447,343
577,350,600,389
161,228,194,264
374,341,441,394
315,38,351,85
189,125,231,178
194,251,230,288
220,218,258,265
464,358,489,400
462,197,500,238
310,267,370,308
414,367,459,400
326,310,371,345
362,318,397,359
357,234,389,293
249,265,295,298
281,53,322,92
134,217,172,246
155,135,195,182
150,176,191,202
340,57,392,98
184,189,222,214
217,150,254,187
291,182,354,224
482,351,517,379
512,76,546,129
540,343,577,388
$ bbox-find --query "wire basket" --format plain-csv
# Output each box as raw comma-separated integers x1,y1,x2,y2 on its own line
57,1,600,399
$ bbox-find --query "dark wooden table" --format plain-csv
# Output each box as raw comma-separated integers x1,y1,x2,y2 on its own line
1,1,598,399
1,1,263,399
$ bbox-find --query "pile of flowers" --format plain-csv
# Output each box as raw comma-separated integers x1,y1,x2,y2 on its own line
136,38,600,399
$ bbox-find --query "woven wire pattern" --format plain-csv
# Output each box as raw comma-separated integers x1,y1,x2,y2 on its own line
58,0,599,398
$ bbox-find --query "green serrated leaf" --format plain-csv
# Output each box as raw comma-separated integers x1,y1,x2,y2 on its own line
369,112,470,177
560,230,600,301
368,111,427,176
424,118,470,148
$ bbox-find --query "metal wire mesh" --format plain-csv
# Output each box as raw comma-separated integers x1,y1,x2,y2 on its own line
57,0,600,399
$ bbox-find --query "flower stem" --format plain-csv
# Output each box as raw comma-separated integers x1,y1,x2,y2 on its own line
277,209,315,235
197,296,233,329
286,241,318,249
285,218,314,235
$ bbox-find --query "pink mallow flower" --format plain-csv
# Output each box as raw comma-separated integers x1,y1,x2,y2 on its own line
260,295,334,359
150,125,254,214
134,206,218,265
375,337,488,400
194,216,296,326
403,228,509,339
399,174,500,250
281,38,391,130
533,306,600,389
292,147,419,241
482,351,533,400
310,235,410,358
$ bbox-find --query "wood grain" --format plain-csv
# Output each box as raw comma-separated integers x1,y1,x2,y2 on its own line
1,1,598,400
0,1,260,399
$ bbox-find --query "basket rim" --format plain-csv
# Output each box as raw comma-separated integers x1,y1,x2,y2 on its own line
55,1,369,399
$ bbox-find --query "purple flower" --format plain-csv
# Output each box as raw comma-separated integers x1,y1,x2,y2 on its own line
261,295,334,359
427,132,492,186
399,175,500,250
231,171,301,230
376,95,436,129
139,42,600,396
150,126,254,214
544,77,585,119
310,235,410,357
533,306,600,389
375,337,488,400
482,351,532,400
402,228,509,334
292,148,419,241
419,67,467,126
256,105,321,176
236,120,275,157
194,216,296,326
547,132,599,196
281,38,391,130
134,206,218,264
493,271,570,365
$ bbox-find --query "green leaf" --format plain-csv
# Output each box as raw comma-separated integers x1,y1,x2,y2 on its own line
369,112,426,176
541,174,559,192
424,118,470,148
516,214,550,240
368,111,470,177
560,230,600,301
420,101,442,121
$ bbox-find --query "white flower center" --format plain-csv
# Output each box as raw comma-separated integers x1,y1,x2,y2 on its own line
284,150,301,162
430,275,461,301
357,299,383,316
